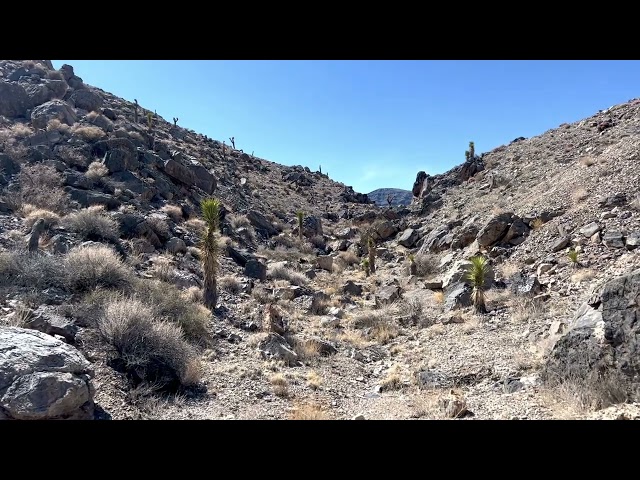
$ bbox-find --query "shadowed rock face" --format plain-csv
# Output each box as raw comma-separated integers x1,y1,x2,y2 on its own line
543,270,640,401
0,326,95,420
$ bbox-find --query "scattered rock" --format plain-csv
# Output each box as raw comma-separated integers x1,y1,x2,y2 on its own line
244,259,267,281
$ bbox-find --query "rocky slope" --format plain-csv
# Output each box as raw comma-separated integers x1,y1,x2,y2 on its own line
367,188,412,207
1,60,640,420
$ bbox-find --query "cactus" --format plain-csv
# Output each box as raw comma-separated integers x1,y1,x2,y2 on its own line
201,198,222,309
173,117,178,127
134,99,139,123
146,112,153,130
367,235,376,274
296,211,304,242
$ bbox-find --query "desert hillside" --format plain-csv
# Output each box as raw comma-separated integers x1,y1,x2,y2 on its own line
1,60,640,421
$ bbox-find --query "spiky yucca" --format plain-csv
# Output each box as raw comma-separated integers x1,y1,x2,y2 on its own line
367,235,376,274
296,211,304,242
567,248,579,267
466,255,490,314
408,254,417,276
201,198,221,309
361,258,370,277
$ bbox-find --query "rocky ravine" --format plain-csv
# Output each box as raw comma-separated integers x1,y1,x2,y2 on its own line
1,60,640,420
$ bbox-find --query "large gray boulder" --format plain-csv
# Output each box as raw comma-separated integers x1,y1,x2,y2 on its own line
476,212,513,248
0,326,95,420
31,99,77,130
543,269,640,402
68,89,103,112
0,82,31,117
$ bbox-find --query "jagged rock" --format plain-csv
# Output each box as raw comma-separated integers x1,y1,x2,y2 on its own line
476,213,513,248
543,269,640,401
162,157,216,194
335,227,357,239
603,230,625,249
419,225,452,253
0,153,20,177
31,99,77,129
374,220,397,241
375,285,402,306
342,281,363,296
444,283,472,311
550,235,571,253
316,255,333,272
416,370,450,389
503,217,529,244
227,245,254,267
102,108,117,121
246,210,279,237
22,306,78,343
512,274,542,296
68,89,102,112
65,187,120,209
305,337,338,356
258,333,300,366
598,193,626,208
451,223,480,250
459,157,484,182
625,232,640,250
537,263,554,276
166,237,187,254
301,215,323,238
102,148,135,173
244,259,267,281
0,326,95,420
0,82,31,117
580,222,601,237
397,228,419,248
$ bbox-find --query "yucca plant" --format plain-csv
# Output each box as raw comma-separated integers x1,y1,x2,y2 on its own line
567,248,579,267
367,235,376,274
408,253,417,276
201,198,222,310
296,211,304,242
466,255,490,314
361,258,370,277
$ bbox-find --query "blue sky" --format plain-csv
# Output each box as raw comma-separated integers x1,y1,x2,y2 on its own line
52,60,640,193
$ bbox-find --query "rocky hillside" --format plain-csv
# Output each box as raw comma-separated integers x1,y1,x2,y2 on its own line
2,60,640,421
367,188,412,207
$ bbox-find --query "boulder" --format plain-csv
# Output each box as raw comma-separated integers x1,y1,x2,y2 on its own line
31,100,77,130
476,213,513,248
0,326,94,420
0,82,31,117
68,89,103,112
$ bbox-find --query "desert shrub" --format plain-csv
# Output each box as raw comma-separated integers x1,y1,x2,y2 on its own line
98,297,202,390
47,119,70,134
85,161,109,181
267,265,308,286
146,216,170,240
219,275,241,294
64,245,131,292
414,253,439,277
161,204,184,223
132,279,211,344
16,164,69,213
71,124,105,142
22,205,60,230
308,234,326,250
227,213,250,229
62,206,120,242
0,250,65,290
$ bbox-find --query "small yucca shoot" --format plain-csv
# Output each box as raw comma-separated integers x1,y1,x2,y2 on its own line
201,198,222,310
361,258,370,277
408,253,417,276
567,248,579,266
367,235,376,274
466,255,490,314
296,211,304,242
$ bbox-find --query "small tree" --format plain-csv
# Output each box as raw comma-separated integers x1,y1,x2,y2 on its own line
296,211,304,243
201,198,222,310
173,117,179,127
367,235,376,274
466,255,490,314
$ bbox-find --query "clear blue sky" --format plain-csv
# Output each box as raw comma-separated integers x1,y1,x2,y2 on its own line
52,60,640,193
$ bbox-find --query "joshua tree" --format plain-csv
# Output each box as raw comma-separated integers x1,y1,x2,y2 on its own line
465,141,476,162
229,136,235,149
134,99,139,123
173,117,179,127
367,234,376,274
201,198,222,310
296,211,304,242
466,255,490,314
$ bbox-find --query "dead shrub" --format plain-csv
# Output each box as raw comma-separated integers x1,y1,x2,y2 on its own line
220,275,241,294
414,253,439,277
161,204,184,223
288,402,332,420
71,124,106,142
21,205,60,230
267,265,308,286
98,297,202,390
227,213,250,229
85,161,109,181
16,163,69,213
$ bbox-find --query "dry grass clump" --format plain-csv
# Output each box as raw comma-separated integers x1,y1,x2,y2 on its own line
98,297,202,390
509,296,548,324
65,244,132,292
414,253,439,277
0,250,65,290
380,365,404,391
219,275,241,294
306,370,323,390
146,216,170,240
288,401,332,420
291,338,322,363
71,124,106,142
161,204,184,223
267,264,308,286
62,206,120,242
351,305,399,344
9,164,69,213
85,161,109,181
227,213,251,229
47,119,71,134
270,373,290,398
21,204,60,230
